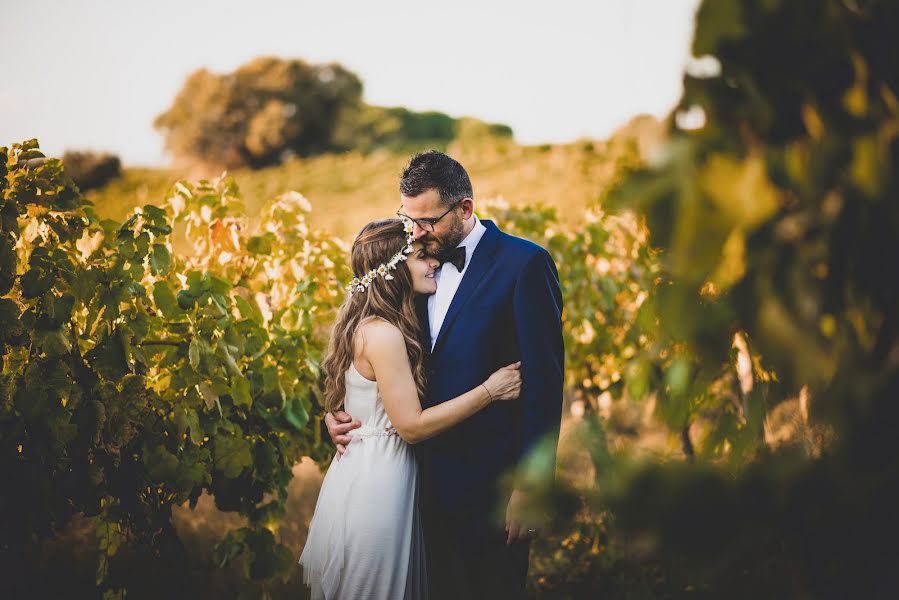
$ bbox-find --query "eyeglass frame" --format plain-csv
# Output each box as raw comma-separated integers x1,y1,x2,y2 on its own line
395,198,468,232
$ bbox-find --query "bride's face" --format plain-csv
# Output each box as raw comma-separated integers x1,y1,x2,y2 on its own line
407,241,440,295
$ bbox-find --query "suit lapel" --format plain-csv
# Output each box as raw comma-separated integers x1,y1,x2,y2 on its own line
432,220,501,354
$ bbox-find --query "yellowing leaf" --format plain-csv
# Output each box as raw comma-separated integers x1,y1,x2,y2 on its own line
699,153,779,232
709,228,746,291
189,338,201,370
198,381,218,411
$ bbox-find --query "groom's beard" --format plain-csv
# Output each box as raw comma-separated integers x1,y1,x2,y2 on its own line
422,215,466,262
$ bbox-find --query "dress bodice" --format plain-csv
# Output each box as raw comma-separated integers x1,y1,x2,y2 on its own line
344,363,396,436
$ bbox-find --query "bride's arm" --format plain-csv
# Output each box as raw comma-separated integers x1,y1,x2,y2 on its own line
362,321,519,444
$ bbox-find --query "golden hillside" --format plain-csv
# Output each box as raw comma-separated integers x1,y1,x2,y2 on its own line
87,115,663,239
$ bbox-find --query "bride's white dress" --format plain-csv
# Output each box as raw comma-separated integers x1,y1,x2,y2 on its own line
299,363,427,599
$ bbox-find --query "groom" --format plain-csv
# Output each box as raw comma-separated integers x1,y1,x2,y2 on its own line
326,150,564,598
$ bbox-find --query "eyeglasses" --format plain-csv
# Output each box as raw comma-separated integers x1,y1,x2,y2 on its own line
396,200,464,232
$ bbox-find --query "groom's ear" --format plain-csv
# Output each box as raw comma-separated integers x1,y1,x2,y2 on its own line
460,197,474,219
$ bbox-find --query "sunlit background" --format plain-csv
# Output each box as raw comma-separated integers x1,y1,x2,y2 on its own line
5,0,898,597
2,0,699,165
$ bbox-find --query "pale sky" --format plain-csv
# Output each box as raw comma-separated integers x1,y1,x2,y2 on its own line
1,0,700,166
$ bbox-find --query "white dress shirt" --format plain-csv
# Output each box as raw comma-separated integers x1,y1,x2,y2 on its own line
427,215,487,350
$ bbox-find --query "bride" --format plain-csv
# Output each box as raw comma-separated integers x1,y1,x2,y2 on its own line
299,218,521,599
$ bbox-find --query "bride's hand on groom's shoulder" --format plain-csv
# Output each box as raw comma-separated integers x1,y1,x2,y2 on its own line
325,410,361,458
484,362,522,402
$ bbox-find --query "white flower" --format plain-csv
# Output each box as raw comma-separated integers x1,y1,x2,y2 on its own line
346,229,416,292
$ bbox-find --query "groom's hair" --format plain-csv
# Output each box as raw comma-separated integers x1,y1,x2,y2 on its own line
399,150,473,206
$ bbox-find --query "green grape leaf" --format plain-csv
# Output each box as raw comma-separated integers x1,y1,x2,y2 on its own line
0,298,23,344
231,375,252,407
176,289,197,310
234,295,263,326
208,275,231,295
152,281,179,319
143,443,179,483
0,233,15,295
284,397,309,431
150,244,171,276
141,204,171,235
213,529,247,568
175,407,203,446
134,231,150,258
248,534,294,582
246,233,275,255
665,356,691,398
85,329,130,380
186,271,207,296
34,327,71,357
20,267,55,299
214,434,252,478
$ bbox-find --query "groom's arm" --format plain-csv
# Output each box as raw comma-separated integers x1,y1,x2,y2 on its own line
505,247,563,544
325,411,361,457
512,248,564,486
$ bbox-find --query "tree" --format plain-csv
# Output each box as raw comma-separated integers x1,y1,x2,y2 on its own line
61,150,122,191
155,57,515,169
154,57,363,169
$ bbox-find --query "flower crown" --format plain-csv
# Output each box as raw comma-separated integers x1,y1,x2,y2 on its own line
345,217,416,294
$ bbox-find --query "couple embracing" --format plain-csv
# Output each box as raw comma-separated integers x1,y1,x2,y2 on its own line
299,151,564,599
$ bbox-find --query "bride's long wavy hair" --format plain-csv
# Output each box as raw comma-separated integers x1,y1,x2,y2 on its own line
321,219,428,413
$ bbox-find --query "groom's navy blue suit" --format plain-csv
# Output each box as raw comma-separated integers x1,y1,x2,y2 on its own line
417,219,563,598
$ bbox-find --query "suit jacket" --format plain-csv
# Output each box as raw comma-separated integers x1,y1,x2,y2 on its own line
416,219,564,532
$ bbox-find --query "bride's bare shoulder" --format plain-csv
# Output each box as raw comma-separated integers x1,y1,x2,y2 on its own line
357,318,405,354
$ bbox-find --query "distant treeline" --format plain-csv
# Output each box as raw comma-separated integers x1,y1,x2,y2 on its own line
60,150,121,191
153,56,512,169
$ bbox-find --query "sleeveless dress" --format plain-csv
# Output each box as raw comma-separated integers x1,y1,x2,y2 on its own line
299,363,428,599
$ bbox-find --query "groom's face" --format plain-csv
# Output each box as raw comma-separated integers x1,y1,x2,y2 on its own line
400,189,466,259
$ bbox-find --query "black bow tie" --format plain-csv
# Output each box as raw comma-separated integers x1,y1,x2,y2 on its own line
441,246,466,272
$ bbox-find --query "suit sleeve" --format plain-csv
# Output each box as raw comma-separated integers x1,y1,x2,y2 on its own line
512,248,564,488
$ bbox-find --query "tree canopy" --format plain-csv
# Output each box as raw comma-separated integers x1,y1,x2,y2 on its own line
154,57,513,169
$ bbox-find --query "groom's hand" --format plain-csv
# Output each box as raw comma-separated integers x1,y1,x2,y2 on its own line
505,488,541,545
325,411,361,458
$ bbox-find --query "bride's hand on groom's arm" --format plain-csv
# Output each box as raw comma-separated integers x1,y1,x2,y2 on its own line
325,411,361,458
